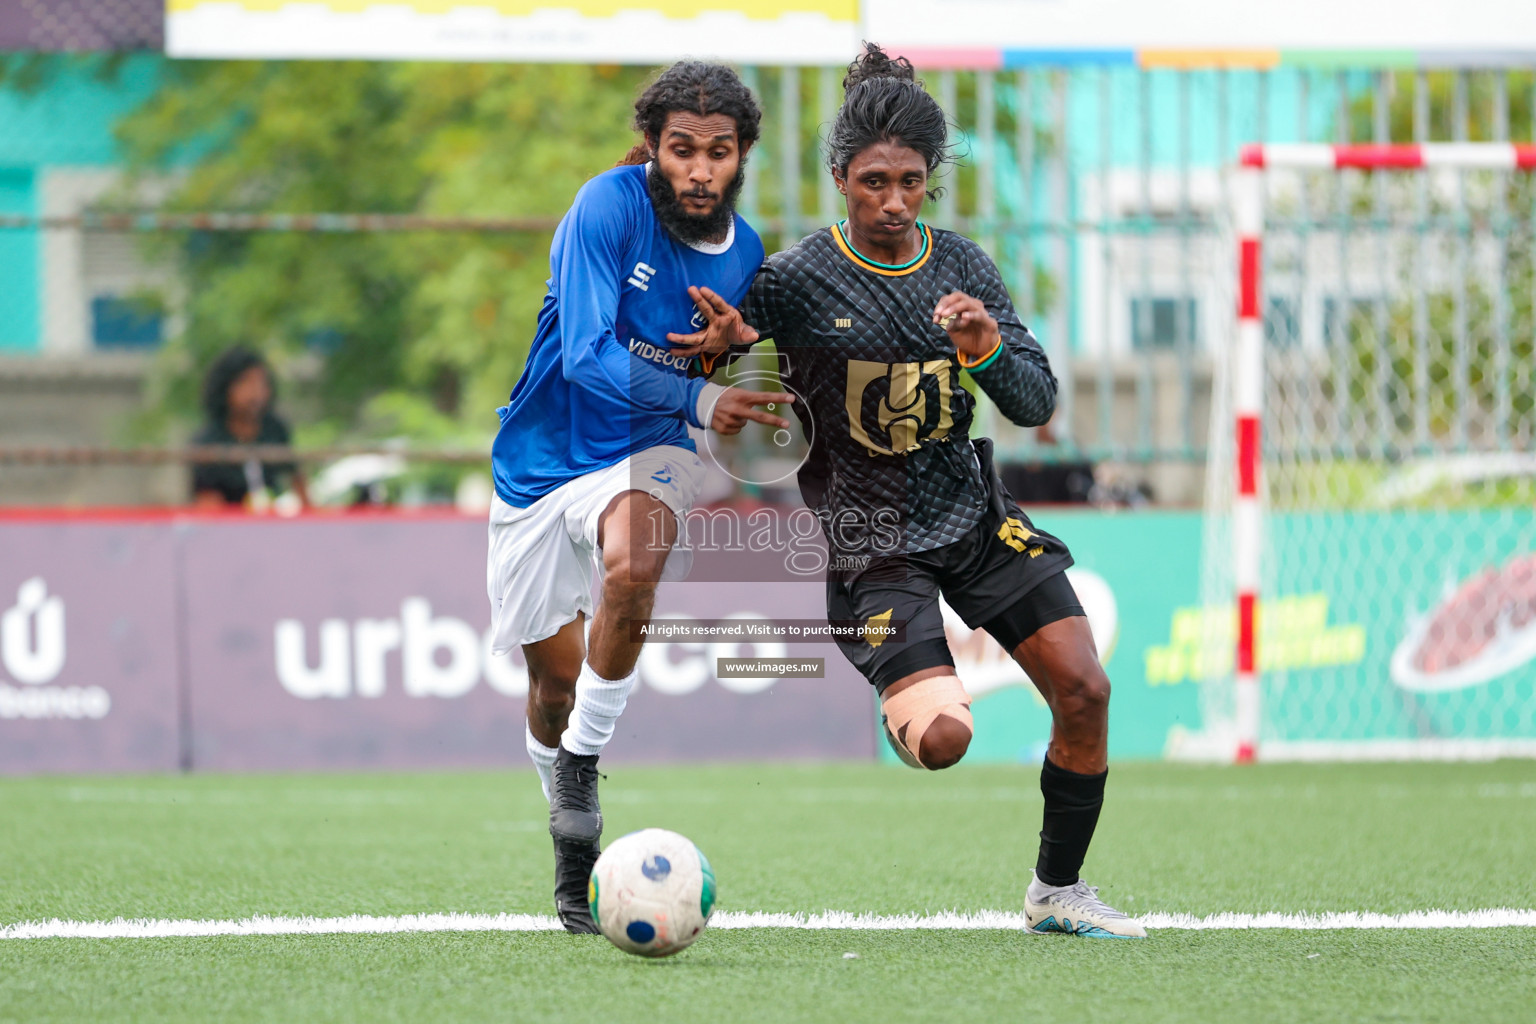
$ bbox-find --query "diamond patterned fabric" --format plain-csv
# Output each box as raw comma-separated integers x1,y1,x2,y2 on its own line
732,226,1058,556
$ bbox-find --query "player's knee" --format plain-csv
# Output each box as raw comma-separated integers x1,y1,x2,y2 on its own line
1058,664,1110,720
917,714,972,770
882,674,975,770
602,547,668,590
529,671,577,726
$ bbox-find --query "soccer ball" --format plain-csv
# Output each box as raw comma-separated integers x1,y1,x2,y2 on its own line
587,828,716,957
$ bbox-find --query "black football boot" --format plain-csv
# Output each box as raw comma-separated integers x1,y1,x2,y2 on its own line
549,746,604,934
552,836,602,934
548,746,602,844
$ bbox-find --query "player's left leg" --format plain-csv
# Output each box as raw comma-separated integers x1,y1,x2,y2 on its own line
548,487,678,842
985,578,1144,938
546,444,701,844
934,460,1142,937
521,617,601,935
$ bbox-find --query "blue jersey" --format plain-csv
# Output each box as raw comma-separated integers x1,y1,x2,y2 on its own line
492,164,764,507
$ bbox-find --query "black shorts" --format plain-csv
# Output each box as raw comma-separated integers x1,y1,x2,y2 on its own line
826,490,1079,693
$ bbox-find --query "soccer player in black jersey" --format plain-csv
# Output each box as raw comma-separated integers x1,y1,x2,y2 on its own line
676,44,1144,938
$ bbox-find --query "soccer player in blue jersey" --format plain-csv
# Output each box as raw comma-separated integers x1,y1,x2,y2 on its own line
486,62,789,933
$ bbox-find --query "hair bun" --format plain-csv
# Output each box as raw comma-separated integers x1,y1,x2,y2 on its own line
842,42,916,93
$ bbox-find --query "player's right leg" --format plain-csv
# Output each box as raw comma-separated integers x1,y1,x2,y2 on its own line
879,666,973,768
827,559,973,769
522,615,585,798
520,618,603,934
487,486,604,934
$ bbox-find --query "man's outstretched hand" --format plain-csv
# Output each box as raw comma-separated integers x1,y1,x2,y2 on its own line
710,388,793,436
668,286,760,358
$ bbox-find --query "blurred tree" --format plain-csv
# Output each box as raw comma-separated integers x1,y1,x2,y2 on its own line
116,60,651,445
1345,71,1534,145
1332,71,1536,452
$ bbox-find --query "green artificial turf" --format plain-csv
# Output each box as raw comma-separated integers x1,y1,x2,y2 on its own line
2,760,1535,1023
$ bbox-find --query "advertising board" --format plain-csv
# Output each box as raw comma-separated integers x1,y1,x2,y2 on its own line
4,508,1530,772
166,0,1536,66
0,522,181,773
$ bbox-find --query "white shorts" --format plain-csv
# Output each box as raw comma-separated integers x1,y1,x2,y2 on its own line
487,445,707,654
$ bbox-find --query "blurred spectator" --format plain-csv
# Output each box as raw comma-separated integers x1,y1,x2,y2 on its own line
999,418,1154,508
999,417,1095,505
191,348,309,510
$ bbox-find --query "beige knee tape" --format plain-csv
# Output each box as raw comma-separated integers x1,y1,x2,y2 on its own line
881,675,973,769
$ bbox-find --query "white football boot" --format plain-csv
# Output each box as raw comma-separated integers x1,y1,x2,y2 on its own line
1024,873,1147,939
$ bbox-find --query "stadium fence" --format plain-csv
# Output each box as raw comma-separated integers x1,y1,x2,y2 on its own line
5,64,1535,509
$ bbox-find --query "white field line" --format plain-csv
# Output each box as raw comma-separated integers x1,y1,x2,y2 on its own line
3,909,1536,940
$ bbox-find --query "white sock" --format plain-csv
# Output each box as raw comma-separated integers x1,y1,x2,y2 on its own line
560,661,639,757
1028,871,1076,901
526,724,558,802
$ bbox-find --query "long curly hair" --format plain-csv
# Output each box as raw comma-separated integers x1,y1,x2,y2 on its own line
617,61,763,166
201,346,272,424
826,42,957,199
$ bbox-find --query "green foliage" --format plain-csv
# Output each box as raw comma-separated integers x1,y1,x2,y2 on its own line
1323,219,1536,462
1292,73,1536,473
0,52,132,93
1346,71,1535,144
115,60,652,443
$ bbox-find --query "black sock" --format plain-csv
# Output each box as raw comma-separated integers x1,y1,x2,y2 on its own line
1035,755,1107,888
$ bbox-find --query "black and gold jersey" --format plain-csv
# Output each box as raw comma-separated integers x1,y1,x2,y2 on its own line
726,223,1058,556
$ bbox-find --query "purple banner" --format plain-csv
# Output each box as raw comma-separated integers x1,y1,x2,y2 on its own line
175,517,873,772
0,522,181,773
610,549,875,763
0,514,874,773
0,1,163,51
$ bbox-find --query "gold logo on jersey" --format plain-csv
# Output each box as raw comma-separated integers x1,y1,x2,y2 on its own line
998,517,1034,553
844,359,954,456
864,609,894,648
834,317,853,329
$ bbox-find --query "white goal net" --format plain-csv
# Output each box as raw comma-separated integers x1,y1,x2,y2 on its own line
1186,144,1536,762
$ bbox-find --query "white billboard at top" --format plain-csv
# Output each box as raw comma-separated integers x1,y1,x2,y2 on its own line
166,0,1536,64
165,1,860,64
866,0,1536,58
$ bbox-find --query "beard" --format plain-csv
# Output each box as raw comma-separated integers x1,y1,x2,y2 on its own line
646,159,746,246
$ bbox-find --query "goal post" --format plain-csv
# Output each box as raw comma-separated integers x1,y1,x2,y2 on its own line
1189,143,1536,764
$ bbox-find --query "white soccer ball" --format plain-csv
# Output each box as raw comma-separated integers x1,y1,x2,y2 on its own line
587,828,716,957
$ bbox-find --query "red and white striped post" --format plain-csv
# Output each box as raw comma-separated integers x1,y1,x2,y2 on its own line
1232,148,1265,764
1228,142,1536,763
1238,142,1536,173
